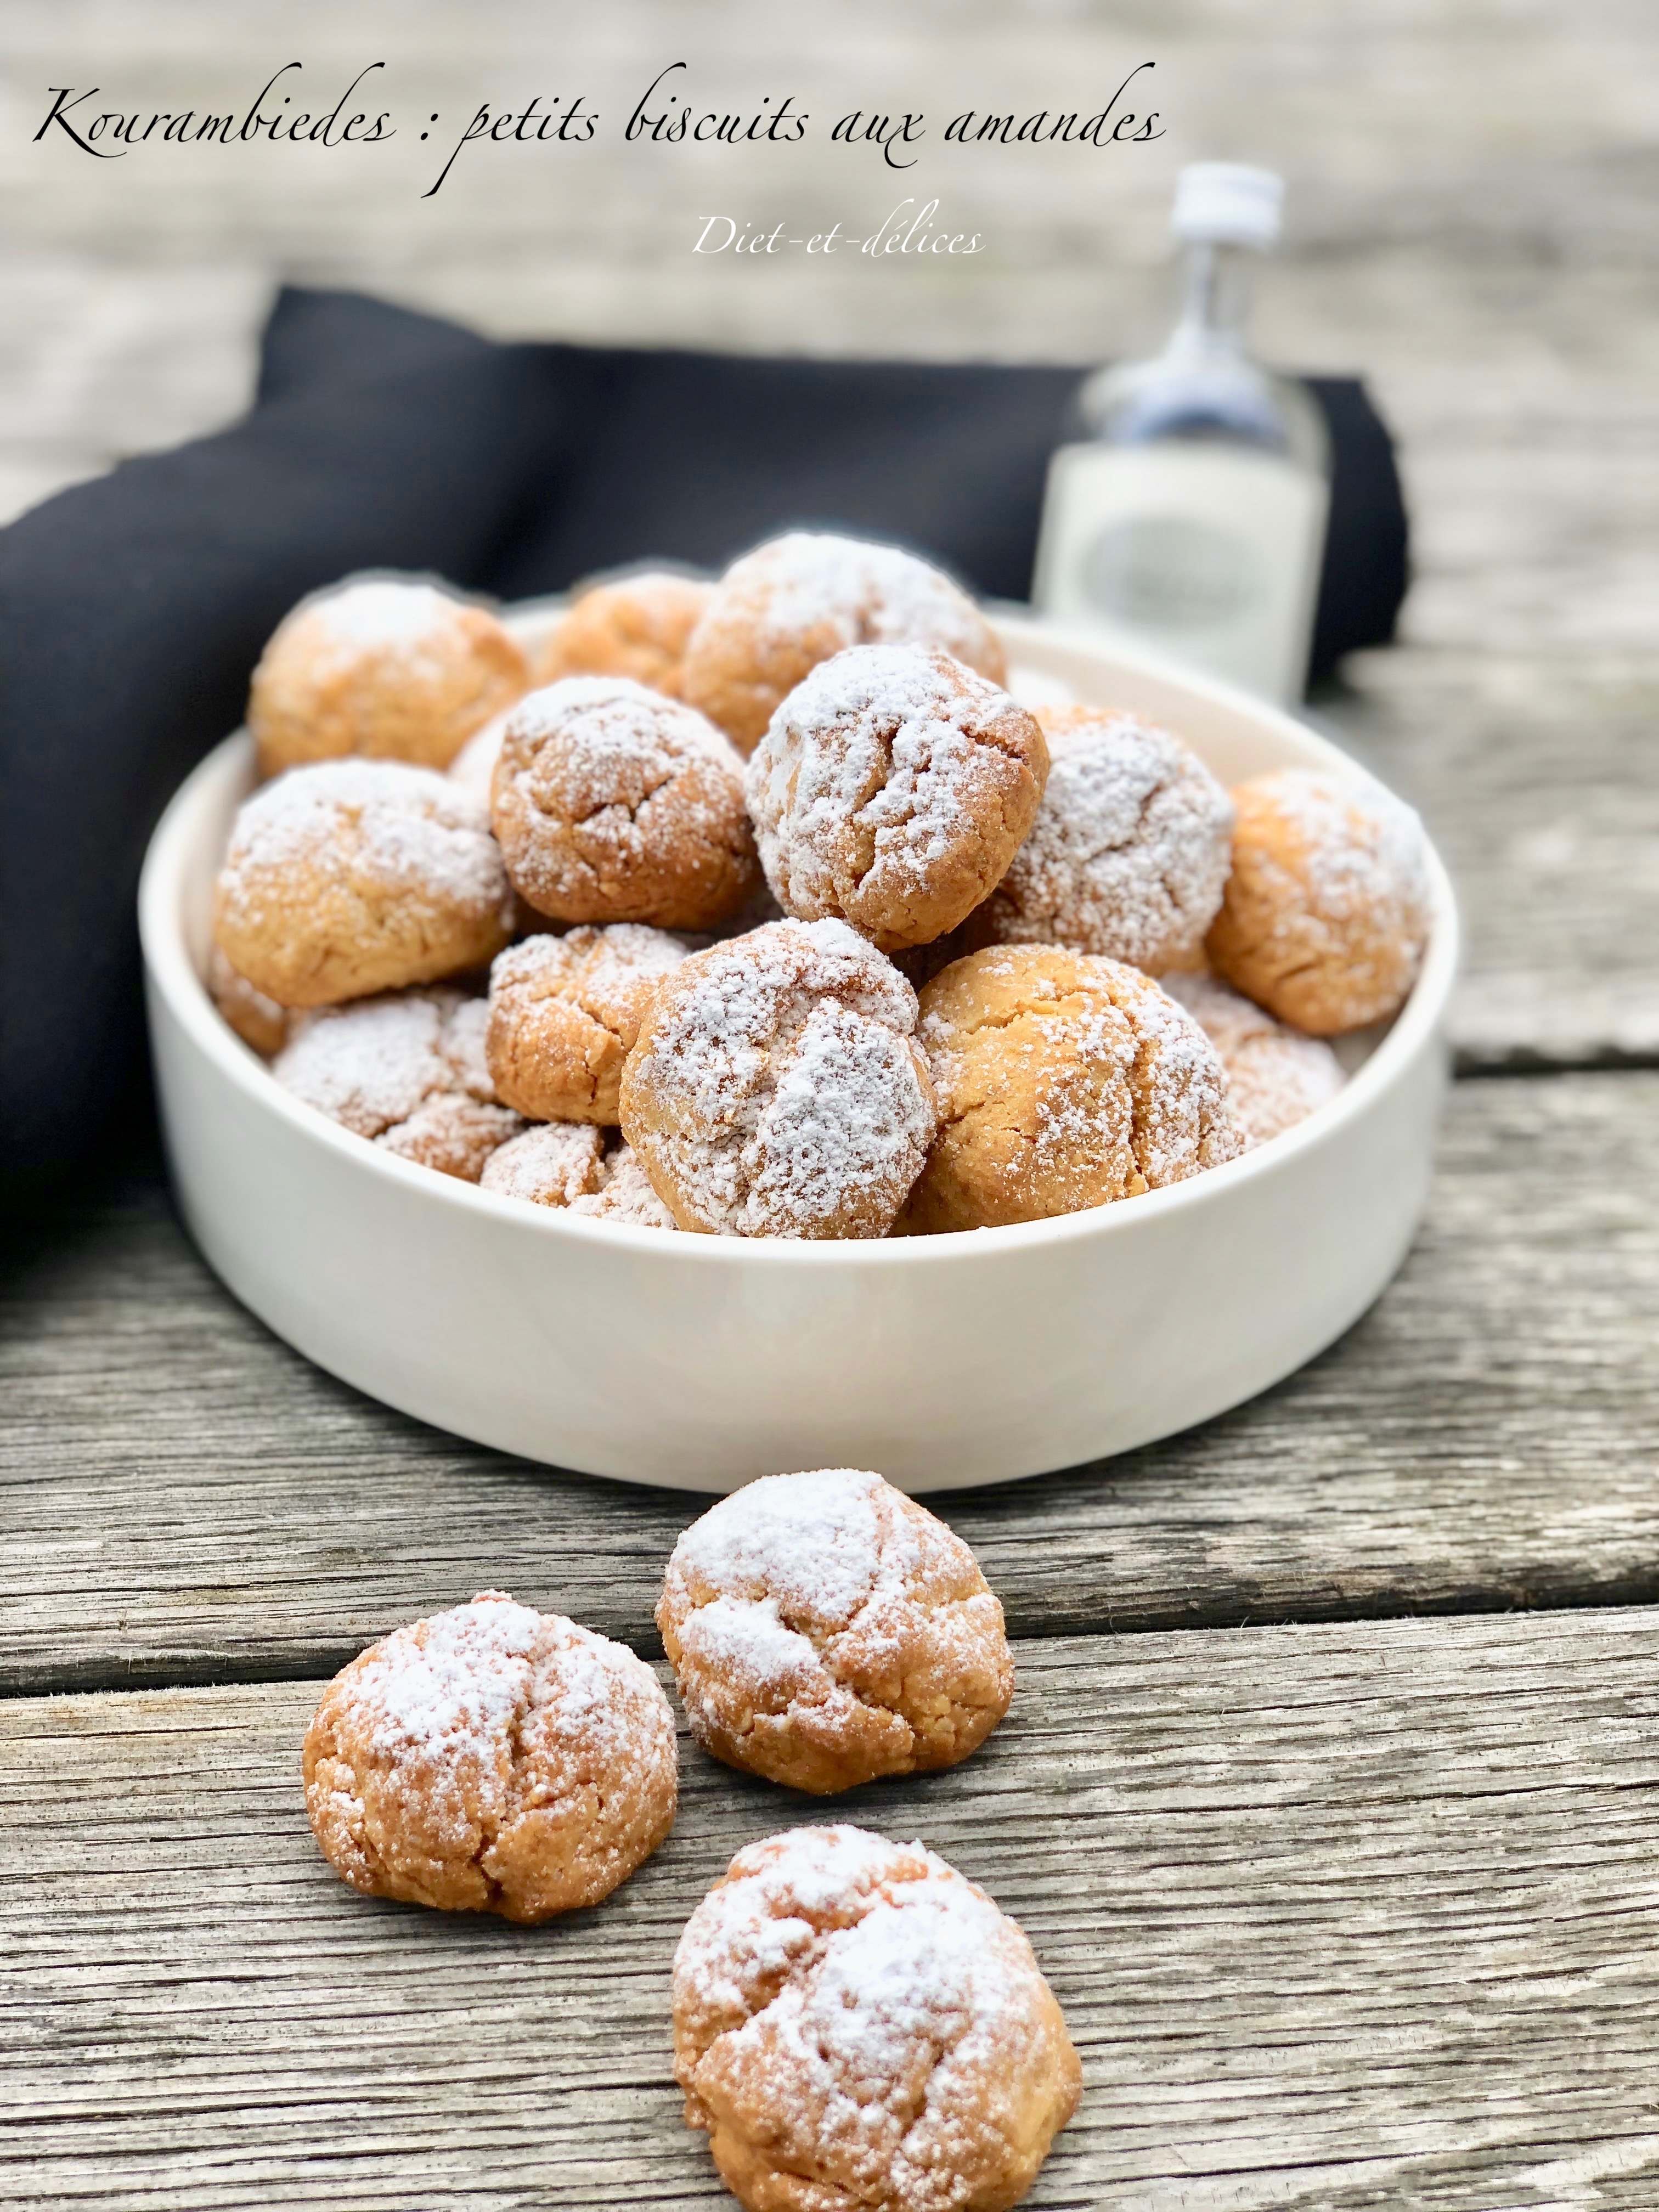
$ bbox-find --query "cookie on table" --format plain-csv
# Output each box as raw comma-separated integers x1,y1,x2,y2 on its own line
249,575,528,778
214,759,516,1008
973,704,1234,975
304,1592,676,1921
1206,767,1431,1034
658,1468,1013,1795
746,644,1049,952
208,945,289,1057
486,924,691,1125
681,531,1008,755
491,678,760,930
274,989,522,1181
1165,972,1346,1150
538,571,714,695
905,945,1240,1233
674,1824,1080,2212
619,919,937,1240
480,1126,680,1229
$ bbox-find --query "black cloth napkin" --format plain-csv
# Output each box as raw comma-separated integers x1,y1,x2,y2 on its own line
0,285,1407,1205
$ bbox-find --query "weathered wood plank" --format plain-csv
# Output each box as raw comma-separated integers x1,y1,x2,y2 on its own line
4,1609,1658,2208
1326,652,1659,1070
4,1072,1656,1692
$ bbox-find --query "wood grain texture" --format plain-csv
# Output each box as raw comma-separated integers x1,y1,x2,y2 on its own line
4,1608,1658,2209
4,1071,1657,1694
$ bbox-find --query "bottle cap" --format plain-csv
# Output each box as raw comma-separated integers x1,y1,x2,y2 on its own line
1171,163,1284,250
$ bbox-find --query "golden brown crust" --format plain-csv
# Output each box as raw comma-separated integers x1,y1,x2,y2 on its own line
207,945,289,1057
490,677,761,929
746,644,1048,952
538,572,714,695
303,1593,677,1922
905,945,1240,1233
486,924,690,1124
673,1825,1081,2212
249,578,528,777
213,760,517,1008
1205,768,1432,1034
657,1469,1013,1796
681,532,1008,755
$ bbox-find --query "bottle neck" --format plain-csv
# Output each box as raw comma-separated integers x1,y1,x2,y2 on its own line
1168,239,1254,360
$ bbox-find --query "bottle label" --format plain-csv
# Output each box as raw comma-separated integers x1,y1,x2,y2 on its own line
1032,443,1329,702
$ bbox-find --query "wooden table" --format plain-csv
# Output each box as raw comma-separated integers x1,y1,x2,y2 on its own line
5,4,1659,2205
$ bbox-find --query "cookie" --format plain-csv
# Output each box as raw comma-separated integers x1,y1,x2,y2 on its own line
491,678,760,929
538,571,714,695
674,1824,1080,2212
273,989,522,1179
249,575,528,778
974,704,1234,974
658,1468,1013,1795
479,1126,679,1229
1205,768,1432,1033
1164,972,1346,1149
214,759,516,1008
568,1142,680,1229
479,1120,609,1205
207,945,289,1057
905,945,1240,1233
303,1592,677,1921
486,924,691,1124
681,532,1008,755
746,644,1049,952
618,919,937,1240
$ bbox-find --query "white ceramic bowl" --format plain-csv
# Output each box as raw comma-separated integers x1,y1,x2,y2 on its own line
140,614,1458,1493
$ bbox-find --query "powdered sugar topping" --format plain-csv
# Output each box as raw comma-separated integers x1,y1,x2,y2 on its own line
726,533,993,670
274,987,494,1138
624,920,935,1238
1255,767,1430,928
986,709,1234,973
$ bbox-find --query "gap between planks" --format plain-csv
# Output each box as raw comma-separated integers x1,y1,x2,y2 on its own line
3,1608,1658,2210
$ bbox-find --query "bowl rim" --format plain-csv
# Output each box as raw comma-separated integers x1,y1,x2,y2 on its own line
139,615,1460,1269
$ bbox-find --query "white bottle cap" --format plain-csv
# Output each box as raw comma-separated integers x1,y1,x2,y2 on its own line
1171,163,1284,250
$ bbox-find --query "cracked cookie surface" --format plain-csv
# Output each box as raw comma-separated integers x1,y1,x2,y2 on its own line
658,1469,1012,1795
490,675,760,929
486,923,691,1124
673,1823,1080,2212
971,703,1233,975
746,644,1047,952
905,945,1240,1233
303,1592,677,1921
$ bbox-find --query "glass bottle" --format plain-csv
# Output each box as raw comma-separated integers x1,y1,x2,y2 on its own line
1032,163,1330,703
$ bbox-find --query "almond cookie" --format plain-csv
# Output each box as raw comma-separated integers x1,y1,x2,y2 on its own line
682,532,1008,754
1165,972,1346,1150
274,989,522,1180
973,704,1234,974
906,945,1240,1233
1206,767,1432,1034
207,945,289,1057
658,1468,1012,1796
249,575,528,778
480,1126,679,1229
303,1592,676,1922
538,570,714,695
214,759,516,1008
674,1824,1080,2212
619,919,937,1240
491,678,760,929
747,645,1048,952
486,924,691,1124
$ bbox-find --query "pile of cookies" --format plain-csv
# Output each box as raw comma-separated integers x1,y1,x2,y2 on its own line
211,534,1432,1238
303,1469,1081,2212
